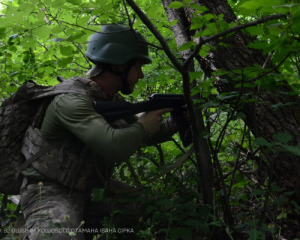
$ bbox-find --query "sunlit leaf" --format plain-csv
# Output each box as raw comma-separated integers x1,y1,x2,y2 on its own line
168,1,184,9
178,41,194,51
33,25,52,39
60,46,73,56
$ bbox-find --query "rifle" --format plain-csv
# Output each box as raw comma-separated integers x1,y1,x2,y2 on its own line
93,94,192,147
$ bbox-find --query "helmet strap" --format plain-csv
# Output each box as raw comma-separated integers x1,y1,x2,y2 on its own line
102,60,137,95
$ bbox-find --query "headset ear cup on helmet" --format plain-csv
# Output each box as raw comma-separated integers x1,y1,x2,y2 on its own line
101,60,137,95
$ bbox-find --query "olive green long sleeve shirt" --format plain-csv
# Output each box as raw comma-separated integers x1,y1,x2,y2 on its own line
41,93,175,162
22,92,176,179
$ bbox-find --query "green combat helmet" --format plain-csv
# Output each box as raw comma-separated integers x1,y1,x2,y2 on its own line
85,24,152,95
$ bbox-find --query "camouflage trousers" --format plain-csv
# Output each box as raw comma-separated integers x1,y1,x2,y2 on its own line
19,179,88,240
3,179,141,240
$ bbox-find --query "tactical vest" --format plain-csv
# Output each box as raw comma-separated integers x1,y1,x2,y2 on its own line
0,76,126,194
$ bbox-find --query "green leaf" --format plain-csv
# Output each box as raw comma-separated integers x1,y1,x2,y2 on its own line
183,0,192,3
168,1,184,9
284,191,294,196
36,10,45,21
246,25,264,36
158,199,173,207
52,0,65,7
170,228,181,240
190,23,203,30
274,197,288,205
250,189,264,196
146,205,156,213
249,228,258,240
189,72,202,82
199,44,210,58
234,83,255,88
170,19,178,26
185,219,201,227
237,112,246,120
0,18,14,28
180,228,192,240
254,137,271,147
204,14,215,21
178,41,194,51
66,0,82,5
18,3,35,14
51,25,63,34
58,57,73,67
6,11,24,25
21,37,36,49
170,228,192,240
277,212,287,220
281,145,300,156
248,41,269,50
147,5,163,18
77,16,90,26
91,188,105,201
273,133,292,143
130,88,138,99
60,46,73,56
271,185,283,192
33,25,52,39
95,0,106,5
240,1,264,9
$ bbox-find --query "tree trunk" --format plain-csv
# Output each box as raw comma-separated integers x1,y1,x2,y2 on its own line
162,0,300,216
162,0,215,207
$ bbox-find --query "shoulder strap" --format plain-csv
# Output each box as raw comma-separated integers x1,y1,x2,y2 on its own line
17,140,63,174
26,76,105,101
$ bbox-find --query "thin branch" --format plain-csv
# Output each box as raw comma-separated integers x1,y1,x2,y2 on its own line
125,160,141,184
184,14,286,68
72,62,90,70
44,5,92,69
262,31,285,69
125,0,184,73
245,53,291,83
122,0,162,51
171,138,197,167
122,0,133,28
155,144,165,165
36,40,49,52
228,123,247,196
53,19,100,33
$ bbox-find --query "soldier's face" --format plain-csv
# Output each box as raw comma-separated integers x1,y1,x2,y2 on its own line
126,60,145,93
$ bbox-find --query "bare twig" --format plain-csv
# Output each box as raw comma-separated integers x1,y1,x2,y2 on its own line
122,0,132,28
44,5,92,69
155,144,165,166
171,138,197,166
245,53,291,83
184,14,286,68
262,31,285,69
125,0,184,73
125,160,141,184
228,123,247,196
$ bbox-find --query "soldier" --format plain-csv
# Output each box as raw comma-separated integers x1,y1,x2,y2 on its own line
18,24,178,240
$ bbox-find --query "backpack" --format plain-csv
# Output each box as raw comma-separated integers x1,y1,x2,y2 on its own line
0,76,105,195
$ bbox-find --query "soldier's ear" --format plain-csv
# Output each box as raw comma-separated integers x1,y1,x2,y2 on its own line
111,63,127,72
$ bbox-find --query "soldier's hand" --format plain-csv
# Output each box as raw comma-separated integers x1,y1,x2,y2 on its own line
138,108,173,134
168,111,190,132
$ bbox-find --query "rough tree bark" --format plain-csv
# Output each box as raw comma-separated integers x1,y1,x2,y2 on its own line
161,0,215,207
162,0,300,220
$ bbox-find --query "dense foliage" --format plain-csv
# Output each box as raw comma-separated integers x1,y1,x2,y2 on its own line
1,0,300,239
